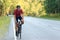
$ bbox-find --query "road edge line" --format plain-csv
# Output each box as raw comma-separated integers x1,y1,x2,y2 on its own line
13,17,17,40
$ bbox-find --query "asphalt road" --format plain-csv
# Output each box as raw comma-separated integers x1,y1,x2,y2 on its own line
21,16,60,40
1,16,60,40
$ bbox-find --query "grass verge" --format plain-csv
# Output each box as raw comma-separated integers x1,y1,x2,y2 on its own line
0,16,11,38
39,15,60,21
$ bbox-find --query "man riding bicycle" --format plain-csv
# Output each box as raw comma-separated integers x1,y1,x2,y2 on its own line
14,5,24,37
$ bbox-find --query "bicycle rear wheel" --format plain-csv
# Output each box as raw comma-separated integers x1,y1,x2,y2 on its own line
18,25,22,39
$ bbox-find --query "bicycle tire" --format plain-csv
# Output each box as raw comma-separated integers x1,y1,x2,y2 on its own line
18,25,22,39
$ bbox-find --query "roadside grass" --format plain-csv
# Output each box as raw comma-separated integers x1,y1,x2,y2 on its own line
39,15,60,21
30,14,60,21
0,16,11,38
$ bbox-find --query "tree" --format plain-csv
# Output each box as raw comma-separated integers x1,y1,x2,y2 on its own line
44,0,60,15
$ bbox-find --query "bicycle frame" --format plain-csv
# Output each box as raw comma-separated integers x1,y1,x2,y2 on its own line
16,19,22,39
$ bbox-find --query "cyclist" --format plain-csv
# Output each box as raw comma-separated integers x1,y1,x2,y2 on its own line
14,5,24,36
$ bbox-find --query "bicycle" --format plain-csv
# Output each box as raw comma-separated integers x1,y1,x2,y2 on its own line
16,19,22,39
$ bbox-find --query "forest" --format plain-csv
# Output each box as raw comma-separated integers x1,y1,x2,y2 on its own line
0,0,60,17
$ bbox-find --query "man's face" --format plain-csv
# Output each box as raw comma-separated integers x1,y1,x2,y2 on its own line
17,7,20,10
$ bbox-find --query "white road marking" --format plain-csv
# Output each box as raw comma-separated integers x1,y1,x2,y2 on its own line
13,17,17,40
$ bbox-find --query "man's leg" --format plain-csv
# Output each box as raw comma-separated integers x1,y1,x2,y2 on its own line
15,17,18,31
18,16,24,25
15,17,19,37
21,18,24,24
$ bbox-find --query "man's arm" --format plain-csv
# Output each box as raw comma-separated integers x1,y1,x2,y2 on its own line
20,9,24,19
21,13,24,19
20,9,24,24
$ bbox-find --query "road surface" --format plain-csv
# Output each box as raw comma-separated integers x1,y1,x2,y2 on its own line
21,16,60,40
1,16,15,40
2,16,60,40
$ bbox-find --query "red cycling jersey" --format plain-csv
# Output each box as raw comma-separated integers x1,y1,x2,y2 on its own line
14,9,23,17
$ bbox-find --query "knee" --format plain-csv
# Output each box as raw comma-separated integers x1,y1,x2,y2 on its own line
21,19,24,24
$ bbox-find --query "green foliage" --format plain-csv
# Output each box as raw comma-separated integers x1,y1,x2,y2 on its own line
40,14,60,21
0,0,3,16
44,0,60,14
